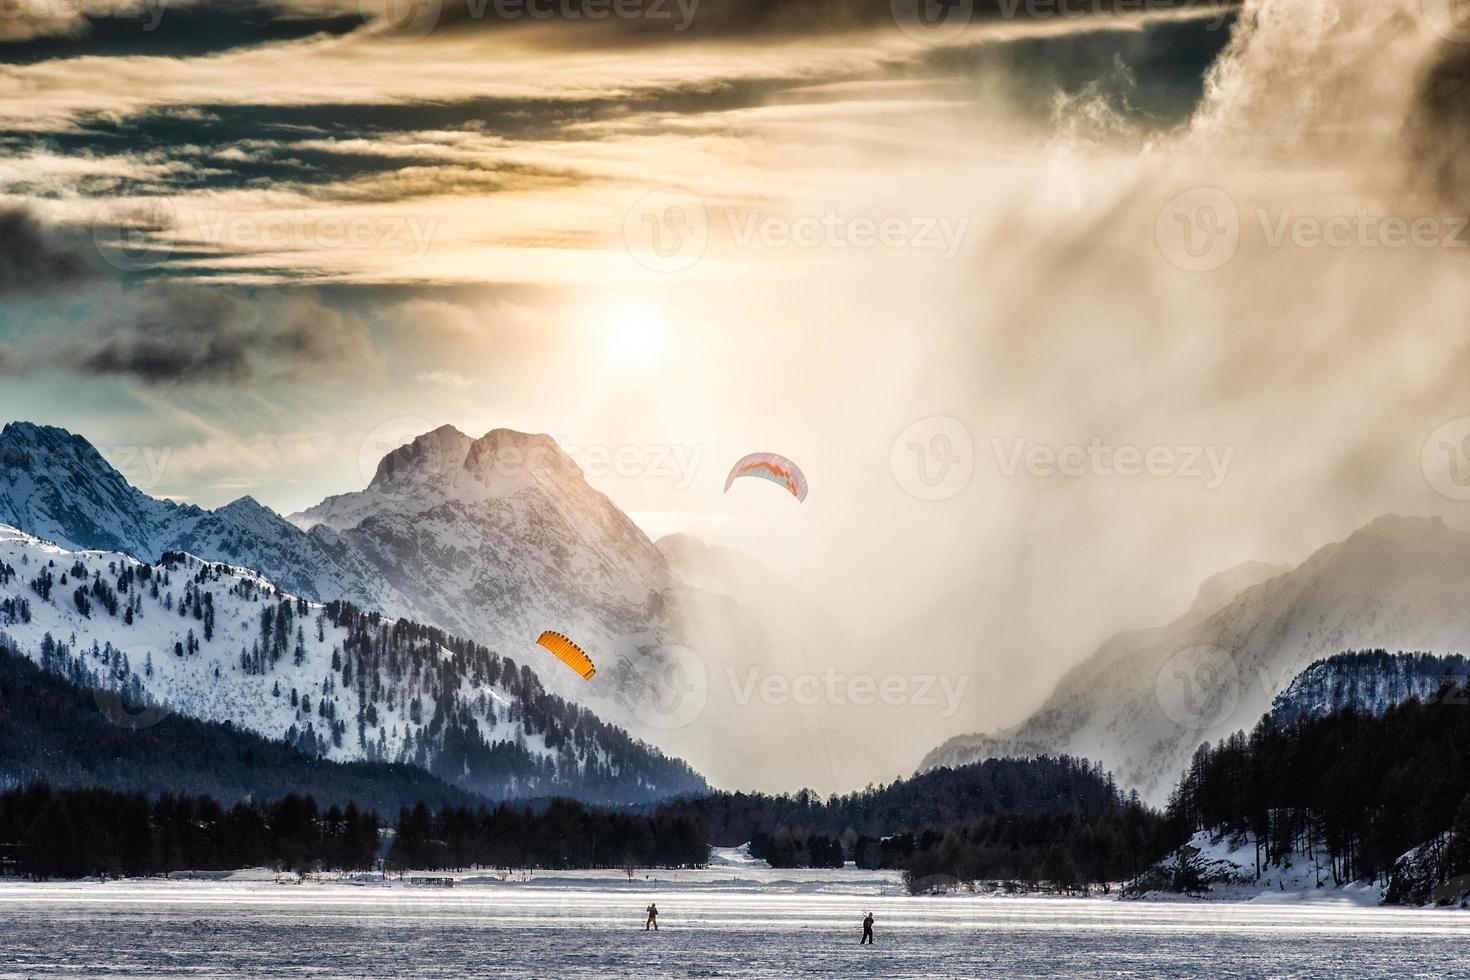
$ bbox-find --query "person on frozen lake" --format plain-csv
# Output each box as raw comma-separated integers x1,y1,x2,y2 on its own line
645,903,659,930
860,911,874,944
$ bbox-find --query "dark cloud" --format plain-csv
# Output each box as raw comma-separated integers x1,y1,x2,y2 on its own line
0,206,99,296
68,282,372,384
415,0,1239,41
1410,40,1470,211
0,209,369,385
0,2,360,63
266,293,375,380
77,285,253,383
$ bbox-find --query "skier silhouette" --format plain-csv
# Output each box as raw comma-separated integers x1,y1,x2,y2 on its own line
645,903,659,930
860,911,874,944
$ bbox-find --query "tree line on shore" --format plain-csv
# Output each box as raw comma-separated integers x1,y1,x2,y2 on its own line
0,783,380,879
388,798,708,871
1166,681,1470,902
0,783,710,879
18,689,1470,895
656,756,1176,889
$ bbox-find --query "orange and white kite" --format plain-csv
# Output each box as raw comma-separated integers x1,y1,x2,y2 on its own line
723,452,808,502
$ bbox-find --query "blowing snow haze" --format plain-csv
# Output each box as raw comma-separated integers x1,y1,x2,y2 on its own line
1,0,1470,806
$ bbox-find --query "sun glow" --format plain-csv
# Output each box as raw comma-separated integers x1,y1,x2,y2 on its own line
597,301,669,374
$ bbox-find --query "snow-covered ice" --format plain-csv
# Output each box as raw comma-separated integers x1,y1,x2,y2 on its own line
0,862,1465,978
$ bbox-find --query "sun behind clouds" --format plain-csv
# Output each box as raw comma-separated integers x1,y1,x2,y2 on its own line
596,300,669,375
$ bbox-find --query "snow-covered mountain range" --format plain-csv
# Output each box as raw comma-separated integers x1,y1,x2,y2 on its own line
921,515,1470,804
1270,650,1470,725
0,421,705,743
0,524,704,803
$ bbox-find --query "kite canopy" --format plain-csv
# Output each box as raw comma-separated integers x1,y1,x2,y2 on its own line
724,452,808,502
536,630,597,681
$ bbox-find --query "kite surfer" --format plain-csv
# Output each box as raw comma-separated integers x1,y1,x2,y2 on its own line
860,911,874,944
645,903,659,931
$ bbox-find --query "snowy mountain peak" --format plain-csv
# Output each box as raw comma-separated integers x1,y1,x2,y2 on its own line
1,420,135,487
461,428,583,496
369,424,473,489
219,495,269,515
0,420,201,556
1183,560,1293,624
1319,513,1451,563
0,420,691,757
308,426,588,530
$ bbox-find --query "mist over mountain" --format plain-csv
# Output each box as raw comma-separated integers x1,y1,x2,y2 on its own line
922,515,1470,804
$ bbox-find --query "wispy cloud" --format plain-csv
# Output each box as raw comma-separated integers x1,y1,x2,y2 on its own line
415,369,474,388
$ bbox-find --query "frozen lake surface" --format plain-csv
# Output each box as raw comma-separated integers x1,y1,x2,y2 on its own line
1,862,1466,978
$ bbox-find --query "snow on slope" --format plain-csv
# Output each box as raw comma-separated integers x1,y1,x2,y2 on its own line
922,516,1470,804
1129,830,1385,905
0,525,703,804
0,421,722,749
1270,650,1470,724
0,422,402,611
